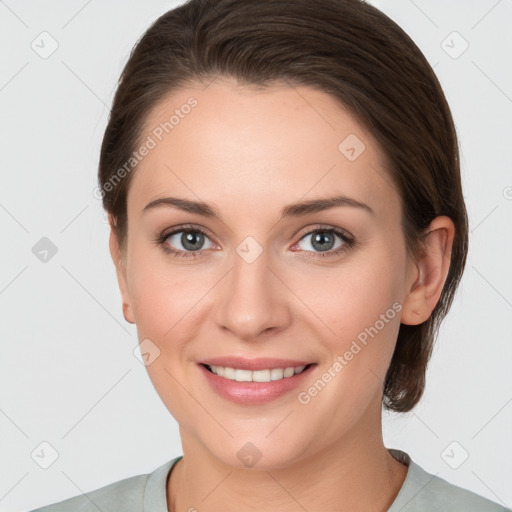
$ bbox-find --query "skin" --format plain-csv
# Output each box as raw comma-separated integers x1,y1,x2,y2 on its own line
109,76,455,512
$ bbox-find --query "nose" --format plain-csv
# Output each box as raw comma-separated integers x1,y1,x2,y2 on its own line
214,247,292,341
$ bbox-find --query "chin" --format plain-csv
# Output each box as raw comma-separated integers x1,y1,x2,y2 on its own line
201,431,313,471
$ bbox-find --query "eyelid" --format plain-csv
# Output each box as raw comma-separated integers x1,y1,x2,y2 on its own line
294,223,353,242
159,223,216,242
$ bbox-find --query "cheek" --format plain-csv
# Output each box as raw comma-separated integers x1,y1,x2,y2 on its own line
128,266,198,342
302,253,404,343
126,237,183,333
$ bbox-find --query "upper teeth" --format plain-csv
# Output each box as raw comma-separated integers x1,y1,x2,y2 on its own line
208,365,307,382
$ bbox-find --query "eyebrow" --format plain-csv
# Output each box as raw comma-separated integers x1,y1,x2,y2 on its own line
142,194,374,219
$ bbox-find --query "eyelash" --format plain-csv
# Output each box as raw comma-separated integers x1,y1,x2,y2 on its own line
154,223,355,260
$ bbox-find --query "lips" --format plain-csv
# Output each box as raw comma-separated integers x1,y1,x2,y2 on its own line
198,356,317,405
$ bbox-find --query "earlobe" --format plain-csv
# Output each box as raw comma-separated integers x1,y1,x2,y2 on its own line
400,216,455,326
122,302,135,324
108,216,136,325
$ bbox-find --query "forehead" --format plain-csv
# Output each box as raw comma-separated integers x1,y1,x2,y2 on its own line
128,77,398,222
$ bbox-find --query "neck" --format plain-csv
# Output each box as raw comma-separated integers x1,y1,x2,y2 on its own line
167,424,408,512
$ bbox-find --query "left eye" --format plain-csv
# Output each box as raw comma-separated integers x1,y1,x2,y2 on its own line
295,229,348,253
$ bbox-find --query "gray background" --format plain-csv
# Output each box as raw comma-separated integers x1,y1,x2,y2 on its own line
0,1,511,510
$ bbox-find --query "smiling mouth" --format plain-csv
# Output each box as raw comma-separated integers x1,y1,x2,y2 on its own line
201,363,313,383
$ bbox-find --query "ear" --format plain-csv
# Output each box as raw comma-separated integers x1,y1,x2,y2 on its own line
401,216,455,325
108,215,135,324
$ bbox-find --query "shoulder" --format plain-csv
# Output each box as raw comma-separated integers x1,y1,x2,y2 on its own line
413,470,509,511
28,474,148,512
27,458,180,512
388,449,510,512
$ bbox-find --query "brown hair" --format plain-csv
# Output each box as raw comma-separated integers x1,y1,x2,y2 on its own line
98,0,468,412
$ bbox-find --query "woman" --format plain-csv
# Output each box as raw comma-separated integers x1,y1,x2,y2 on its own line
31,0,508,510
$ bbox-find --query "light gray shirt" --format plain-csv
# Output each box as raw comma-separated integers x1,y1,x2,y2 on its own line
29,449,509,511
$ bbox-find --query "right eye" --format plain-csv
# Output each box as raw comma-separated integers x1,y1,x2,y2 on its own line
156,225,216,259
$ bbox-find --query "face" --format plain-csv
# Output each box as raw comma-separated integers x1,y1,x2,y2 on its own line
112,77,420,469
